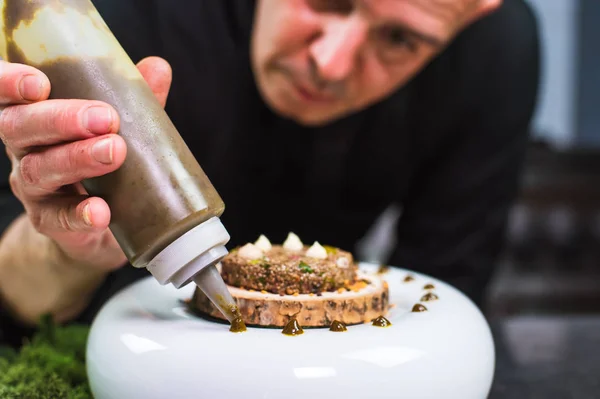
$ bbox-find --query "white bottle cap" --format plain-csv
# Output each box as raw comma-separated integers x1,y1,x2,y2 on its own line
146,217,230,288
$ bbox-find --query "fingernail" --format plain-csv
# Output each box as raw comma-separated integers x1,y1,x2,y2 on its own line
92,138,113,164
19,75,43,101
84,106,113,133
82,203,92,226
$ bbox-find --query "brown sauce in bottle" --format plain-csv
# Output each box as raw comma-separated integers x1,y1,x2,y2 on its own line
420,293,439,302
41,57,226,267
412,304,428,312
372,316,392,327
329,320,348,332
282,319,304,336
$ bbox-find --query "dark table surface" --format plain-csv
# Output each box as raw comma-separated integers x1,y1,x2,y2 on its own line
488,314,600,399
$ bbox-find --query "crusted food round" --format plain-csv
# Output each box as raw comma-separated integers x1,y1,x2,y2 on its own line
221,245,357,295
192,271,389,327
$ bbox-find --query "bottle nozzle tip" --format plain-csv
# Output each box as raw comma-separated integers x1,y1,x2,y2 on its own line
193,263,240,323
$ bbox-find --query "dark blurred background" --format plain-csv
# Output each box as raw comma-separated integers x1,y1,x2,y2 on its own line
487,0,600,318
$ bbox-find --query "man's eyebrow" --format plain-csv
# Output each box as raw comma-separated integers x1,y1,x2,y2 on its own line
360,0,446,47
391,22,445,47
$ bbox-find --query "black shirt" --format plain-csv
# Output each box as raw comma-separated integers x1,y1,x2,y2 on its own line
0,0,540,345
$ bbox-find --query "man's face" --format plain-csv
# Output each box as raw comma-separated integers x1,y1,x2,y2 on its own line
251,0,501,125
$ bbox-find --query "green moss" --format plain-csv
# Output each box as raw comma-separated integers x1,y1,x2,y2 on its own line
0,315,92,399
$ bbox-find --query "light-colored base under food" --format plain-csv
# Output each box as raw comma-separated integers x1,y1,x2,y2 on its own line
86,265,496,399
191,271,389,327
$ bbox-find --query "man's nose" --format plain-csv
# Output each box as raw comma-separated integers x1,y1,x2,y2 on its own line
309,17,368,82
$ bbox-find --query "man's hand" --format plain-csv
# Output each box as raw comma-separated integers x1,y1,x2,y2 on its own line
0,56,172,324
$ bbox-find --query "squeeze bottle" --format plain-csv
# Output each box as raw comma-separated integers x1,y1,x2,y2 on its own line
0,0,242,323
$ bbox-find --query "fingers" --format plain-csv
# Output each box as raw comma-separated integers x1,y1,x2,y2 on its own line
137,56,172,107
0,61,51,104
30,195,111,236
0,99,120,156
466,0,502,25
18,134,127,191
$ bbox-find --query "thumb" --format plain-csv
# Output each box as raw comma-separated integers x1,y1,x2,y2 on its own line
136,56,172,108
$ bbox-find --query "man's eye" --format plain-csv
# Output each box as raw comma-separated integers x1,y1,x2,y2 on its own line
375,26,420,63
381,27,416,49
307,0,354,14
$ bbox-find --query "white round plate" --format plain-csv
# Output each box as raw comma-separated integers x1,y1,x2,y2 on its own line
86,263,495,399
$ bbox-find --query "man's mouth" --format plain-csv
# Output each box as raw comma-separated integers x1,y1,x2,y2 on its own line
290,79,337,104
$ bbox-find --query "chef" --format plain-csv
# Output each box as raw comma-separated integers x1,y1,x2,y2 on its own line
0,0,539,346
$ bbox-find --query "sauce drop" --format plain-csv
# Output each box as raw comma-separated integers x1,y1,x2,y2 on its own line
282,318,304,336
423,283,435,290
230,317,247,333
329,320,348,332
372,316,392,327
420,292,439,302
377,264,390,274
403,275,415,282
226,305,247,332
412,304,428,312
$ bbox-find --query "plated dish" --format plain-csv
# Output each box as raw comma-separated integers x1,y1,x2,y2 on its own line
189,233,390,332
85,234,495,399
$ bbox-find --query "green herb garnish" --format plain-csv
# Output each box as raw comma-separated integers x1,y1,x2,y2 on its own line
299,261,313,273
